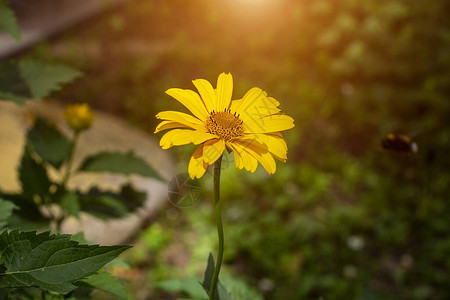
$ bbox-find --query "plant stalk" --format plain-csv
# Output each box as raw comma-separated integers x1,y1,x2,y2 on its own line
62,131,80,189
209,156,223,300
56,131,79,231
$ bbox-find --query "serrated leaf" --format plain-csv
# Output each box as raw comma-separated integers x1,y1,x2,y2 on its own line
202,254,234,300
0,60,31,104
79,151,164,181
77,184,146,219
60,191,80,218
0,198,16,228
78,272,128,300
0,0,21,42
19,145,52,203
27,118,71,169
19,60,82,99
0,60,81,104
0,230,130,293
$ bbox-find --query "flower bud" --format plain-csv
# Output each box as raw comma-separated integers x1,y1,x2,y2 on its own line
63,103,94,132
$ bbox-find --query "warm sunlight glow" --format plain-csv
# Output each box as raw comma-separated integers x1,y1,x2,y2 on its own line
226,0,285,26
237,0,267,3
231,0,272,7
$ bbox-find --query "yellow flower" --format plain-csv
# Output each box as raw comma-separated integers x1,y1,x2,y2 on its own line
63,103,94,132
155,73,295,179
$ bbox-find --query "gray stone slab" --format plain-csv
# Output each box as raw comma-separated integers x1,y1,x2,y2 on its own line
0,100,174,245
0,0,127,59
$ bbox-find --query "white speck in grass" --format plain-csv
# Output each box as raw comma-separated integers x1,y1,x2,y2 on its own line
347,235,365,251
258,278,275,292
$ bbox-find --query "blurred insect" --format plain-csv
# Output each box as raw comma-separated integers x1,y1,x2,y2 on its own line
381,133,418,154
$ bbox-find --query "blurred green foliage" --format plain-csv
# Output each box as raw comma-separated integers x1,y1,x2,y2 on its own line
0,60,82,105
0,116,161,227
16,0,450,299
0,0,21,42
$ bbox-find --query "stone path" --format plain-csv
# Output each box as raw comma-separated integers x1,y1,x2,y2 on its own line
0,100,175,245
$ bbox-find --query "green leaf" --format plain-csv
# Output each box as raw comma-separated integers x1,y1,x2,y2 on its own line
0,198,16,228
0,0,21,42
0,193,46,224
0,230,130,293
202,254,234,300
27,118,71,169
119,183,147,212
104,258,130,270
79,194,128,219
42,291,67,300
0,60,31,105
216,279,233,300
79,272,128,300
19,60,82,99
77,184,146,219
220,275,264,300
60,191,80,218
19,145,52,203
202,253,216,297
0,60,81,104
70,232,89,245
79,151,164,181
156,277,207,299
0,288,57,300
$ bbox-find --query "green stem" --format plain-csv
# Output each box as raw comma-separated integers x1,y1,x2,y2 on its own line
209,156,223,300
62,131,80,189
55,215,64,232
56,131,79,231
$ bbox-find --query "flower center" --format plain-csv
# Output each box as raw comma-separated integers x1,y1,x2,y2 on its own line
206,109,244,141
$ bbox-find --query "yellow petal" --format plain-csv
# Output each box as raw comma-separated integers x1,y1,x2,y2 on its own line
228,142,258,172
233,88,284,133
156,111,204,128
192,78,216,113
230,143,244,169
215,73,233,112
188,145,209,179
229,98,244,113
234,138,276,174
230,95,279,115
235,88,280,117
228,143,245,170
154,120,194,133
235,88,264,113
159,129,216,149
267,97,280,107
244,114,295,134
165,88,209,121
265,132,288,162
203,139,225,164
240,133,287,160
